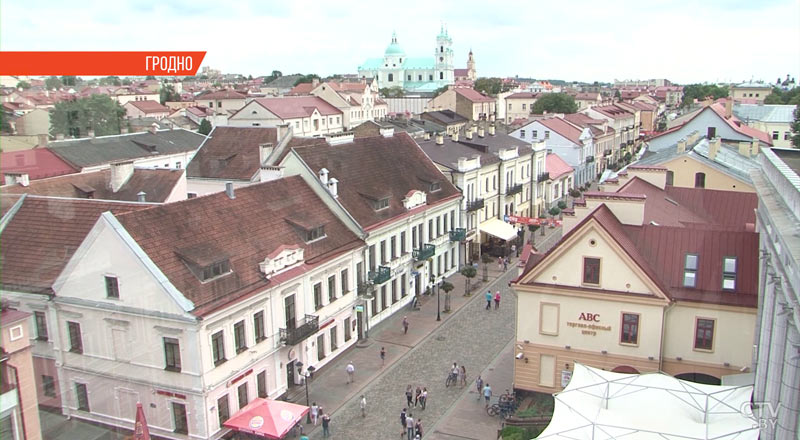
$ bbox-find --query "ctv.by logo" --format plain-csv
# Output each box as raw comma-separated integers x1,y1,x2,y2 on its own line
740,401,781,430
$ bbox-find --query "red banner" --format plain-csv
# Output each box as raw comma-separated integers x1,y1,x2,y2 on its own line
0,51,206,75
505,214,562,227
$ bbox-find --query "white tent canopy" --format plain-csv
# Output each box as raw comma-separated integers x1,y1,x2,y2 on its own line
536,363,759,440
479,218,518,241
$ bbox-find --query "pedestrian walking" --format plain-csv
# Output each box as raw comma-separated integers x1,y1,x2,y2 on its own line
485,290,492,310
483,383,492,408
400,408,407,437
475,375,484,400
415,418,423,438
321,412,330,437
511,243,517,258
494,291,501,310
421,387,428,410
360,394,367,417
380,346,386,366
405,413,415,440
460,365,467,386
405,385,414,407
503,256,508,271
414,386,422,407
402,316,409,334
346,361,355,384
311,402,319,425
498,256,503,270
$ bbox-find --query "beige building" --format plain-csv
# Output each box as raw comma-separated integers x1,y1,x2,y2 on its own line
513,167,759,394
195,90,247,116
1,306,43,440
733,104,796,148
228,97,344,137
505,93,538,123
13,108,50,136
730,82,772,103
427,88,496,122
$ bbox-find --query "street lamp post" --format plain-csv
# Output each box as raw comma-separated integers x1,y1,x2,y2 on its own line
432,274,441,321
295,362,315,424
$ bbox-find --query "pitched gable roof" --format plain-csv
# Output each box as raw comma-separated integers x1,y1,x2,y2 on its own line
197,90,246,100
538,117,584,145
126,100,171,114
546,153,573,179
1,149,79,182
114,176,362,316
248,96,342,119
454,88,495,103
187,126,278,180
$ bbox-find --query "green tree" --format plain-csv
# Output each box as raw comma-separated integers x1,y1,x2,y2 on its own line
614,90,621,101
198,118,212,135
50,94,126,138
792,107,800,148
528,224,539,245
440,281,454,312
159,84,181,104
145,75,157,80
1,112,13,134
121,78,132,85
293,74,320,86
680,84,729,107
45,77,63,90
60,76,78,86
460,265,477,296
557,200,567,210
764,87,800,105
481,252,494,282
379,87,405,98
473,77,509,96
532,93,578,114
16,81,31,89
548,207,561,218
433,85,449,97
99,76,122,86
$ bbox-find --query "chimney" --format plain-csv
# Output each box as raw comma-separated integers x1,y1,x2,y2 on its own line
489,124,496,136
452,131,459,142
738,141,751,158
466,129,473,140
435,132,444,145
277,123,291,141
319,167,329,186
327,177,339,198
708,137,721,161
677,138,687,153
259,165,284,182
137,191,146,203
478,126,485,138
120,127,129,134
5,173,29,187
149,123,158,134
110,160,134,193
457,157,467,171
36,134,48,147
56,133,65,141
225,181,236,199
259,142,274,165
751,138,760,156
379,127,394,137
88,129,95,138
423,132,431,140
312,78,320,87
724,98,732,119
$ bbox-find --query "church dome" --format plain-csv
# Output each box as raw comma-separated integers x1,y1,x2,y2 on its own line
384,32,405,56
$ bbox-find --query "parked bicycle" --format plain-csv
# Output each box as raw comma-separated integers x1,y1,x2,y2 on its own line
486,390,518,418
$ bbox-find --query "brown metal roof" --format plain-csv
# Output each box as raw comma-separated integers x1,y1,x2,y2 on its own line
187,126,278,180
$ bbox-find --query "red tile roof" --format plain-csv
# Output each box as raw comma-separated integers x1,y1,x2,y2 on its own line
707,102,772,145
454,69,469,76
590,105,634,120
198,90,246,100
454,88,495,103
1,149,78,183
187,127,278,180
114,176,363,316
290,133,461,229
248,96,342,119
506,92,539,99
538,117,584,145
126,100,171,114
0,195,148,294
545,153,573,180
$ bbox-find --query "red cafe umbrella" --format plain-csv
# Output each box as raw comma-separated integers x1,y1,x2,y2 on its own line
133,402,151,440
224,398,309,439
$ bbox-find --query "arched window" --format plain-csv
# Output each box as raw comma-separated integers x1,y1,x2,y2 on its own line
666,170,674,186
439,72,444,80
388,73,393,82
440,46,443,53
694,172,705,188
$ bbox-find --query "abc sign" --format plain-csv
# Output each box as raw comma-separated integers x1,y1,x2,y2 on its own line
579,312,600,322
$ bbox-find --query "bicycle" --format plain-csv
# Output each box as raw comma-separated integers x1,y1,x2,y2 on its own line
486,392,518,418
445,372,458,387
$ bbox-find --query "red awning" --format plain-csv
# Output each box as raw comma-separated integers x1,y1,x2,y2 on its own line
223,398,309,439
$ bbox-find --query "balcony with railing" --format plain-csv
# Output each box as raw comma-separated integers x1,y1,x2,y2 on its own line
280,314,319,346
537,172,550,183
505,183,523,196
412,244,435,261
466,198,484,212
368,266,391,285
449,228,466,242
586,156,595,164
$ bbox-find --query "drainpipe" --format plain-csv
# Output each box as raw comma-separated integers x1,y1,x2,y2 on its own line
9,364,27,440
659,301,676,372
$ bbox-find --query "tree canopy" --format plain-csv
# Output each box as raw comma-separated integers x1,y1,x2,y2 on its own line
50,94,126,138
680,84,729,107
293,74,320,86
159,84,181,104
531,93,578,114
16,81,31,89
61,76,78,86
198,119,212,135
764,87,800,105
45,77,63,90
791,107,800,148
473,77,511,96
379,87,405,98
99,76,122,86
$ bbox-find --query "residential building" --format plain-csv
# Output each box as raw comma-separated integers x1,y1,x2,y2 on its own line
358,28,455,94
504,93,538,123
228,96,344,137
583,105,639,163
633,134,759,193
617,101,657,132
260,75,304,96
288,80,388,129
1,306,43,440
419,110,469,135
418,126,545,262
512,168,759,396
427,88,496,122
12,108,49,136
733,104,796,148
573,92,603,111
279,131,463,326
730,82,772,104
46,128,206,172
653,86,683,108
563,113,616,175
195,90,247,116
509,117,595,188
544,153,573,206
1,148,78,184
750,148,800,440
123,100,172,120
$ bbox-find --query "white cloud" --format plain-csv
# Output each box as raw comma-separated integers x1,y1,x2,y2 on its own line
1,0,797,84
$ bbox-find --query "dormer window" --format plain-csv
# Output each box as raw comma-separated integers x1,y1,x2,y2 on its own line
722,257,737,290
375,198,390,210
176,244,233,282
202,260,231,281
305,226,326,242
429,182,441,193
683,253,698,287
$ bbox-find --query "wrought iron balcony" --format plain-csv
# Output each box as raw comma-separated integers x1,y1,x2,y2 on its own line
413,244,435,261
280,314,319,346
506,183,523,196
466,198,484,212
368,266,391,285
449,228,466,242
586,156,595,163
537,172,550,183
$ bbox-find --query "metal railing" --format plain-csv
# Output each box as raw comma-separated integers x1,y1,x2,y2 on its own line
280,315,319,346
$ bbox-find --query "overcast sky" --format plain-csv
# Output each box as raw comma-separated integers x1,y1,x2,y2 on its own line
2,0,798,84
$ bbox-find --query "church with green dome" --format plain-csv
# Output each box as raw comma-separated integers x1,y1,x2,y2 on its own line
357,27,455,95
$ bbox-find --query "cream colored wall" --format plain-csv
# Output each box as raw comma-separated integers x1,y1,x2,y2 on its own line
663,303,755,370
531,223,659,296
661,156,754,193
15,109,50,135
750,120,792,148
626,169,666,190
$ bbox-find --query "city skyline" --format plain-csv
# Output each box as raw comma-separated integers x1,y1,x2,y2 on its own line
1,0,798,85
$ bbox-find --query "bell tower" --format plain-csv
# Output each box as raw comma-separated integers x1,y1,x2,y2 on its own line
434,24,454,84
466,49,476,80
